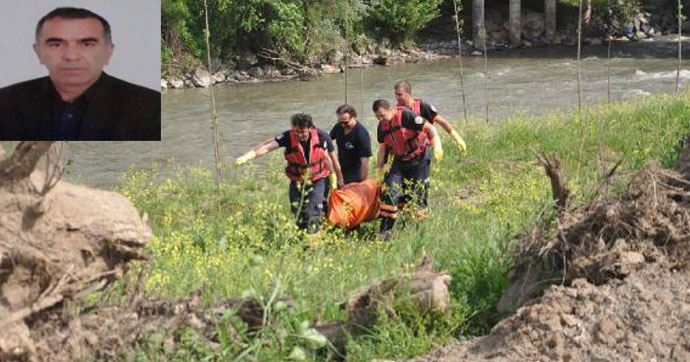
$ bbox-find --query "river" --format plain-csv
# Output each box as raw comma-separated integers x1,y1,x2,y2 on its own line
58,39,689,188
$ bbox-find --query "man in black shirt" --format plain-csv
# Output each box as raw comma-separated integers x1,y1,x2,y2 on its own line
234,113,344,234
330,104,372,184
0,7,160,141
374,99,439,240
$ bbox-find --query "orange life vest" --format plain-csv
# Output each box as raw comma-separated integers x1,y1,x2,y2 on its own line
379,107,428,161
284,128,330,182
397,99,423,116
398,99,434,147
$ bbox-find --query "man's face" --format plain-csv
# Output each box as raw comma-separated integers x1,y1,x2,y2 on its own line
33,17,114,87
394,87,412,105
374,107,394,123
294,125,311,141
337,112,355,127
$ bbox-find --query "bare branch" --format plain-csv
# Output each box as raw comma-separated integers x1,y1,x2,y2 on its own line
41,142,65,196
258,47,306,71
533,149,570,212
604,158,623,182
0,141,54,183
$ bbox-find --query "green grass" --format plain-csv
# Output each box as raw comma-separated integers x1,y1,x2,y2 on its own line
116,91,690,361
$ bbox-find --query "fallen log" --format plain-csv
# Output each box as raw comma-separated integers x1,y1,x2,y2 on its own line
315,252,452,353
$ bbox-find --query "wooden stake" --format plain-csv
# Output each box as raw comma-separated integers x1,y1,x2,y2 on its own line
482,27,490,123
677,0,683,94
577,0,583,117
534,150,570,212
344,0,349,104
607,35,612,103
204,0,222,188
453,0,469,125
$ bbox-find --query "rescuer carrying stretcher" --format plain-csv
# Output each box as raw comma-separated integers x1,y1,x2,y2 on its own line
233,83,468,241
394,81,467,215
234,113,344,234
373,99,440,240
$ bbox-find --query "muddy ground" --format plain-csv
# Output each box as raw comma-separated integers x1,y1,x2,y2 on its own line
410,265,690,362
409,149,690,361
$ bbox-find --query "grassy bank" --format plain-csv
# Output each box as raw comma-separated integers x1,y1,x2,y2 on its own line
117,92,689,361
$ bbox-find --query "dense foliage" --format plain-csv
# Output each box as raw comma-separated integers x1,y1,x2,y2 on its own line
363,0,444,44
161,0,445,75
161,0,687,76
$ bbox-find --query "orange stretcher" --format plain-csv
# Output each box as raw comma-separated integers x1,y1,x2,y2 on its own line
327,179,380,229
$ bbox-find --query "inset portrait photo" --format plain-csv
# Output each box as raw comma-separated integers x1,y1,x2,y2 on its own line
0,1,161,141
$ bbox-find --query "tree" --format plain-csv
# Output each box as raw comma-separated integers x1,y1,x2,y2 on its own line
363,0,444,45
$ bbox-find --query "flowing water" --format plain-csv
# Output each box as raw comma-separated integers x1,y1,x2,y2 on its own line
60,39,689,188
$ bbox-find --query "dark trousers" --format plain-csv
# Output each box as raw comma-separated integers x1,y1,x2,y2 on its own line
419,147,432,208
400,148,431,209
323,175,332,217
289,177,327,234
379,155,425,232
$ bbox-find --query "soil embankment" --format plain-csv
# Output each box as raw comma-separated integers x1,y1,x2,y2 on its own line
411,266,690,362
409,145,690,362
0,144,278,361
0,143,151,360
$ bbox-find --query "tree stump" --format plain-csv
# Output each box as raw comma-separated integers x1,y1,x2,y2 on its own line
0,142,152,361
535,151,570,212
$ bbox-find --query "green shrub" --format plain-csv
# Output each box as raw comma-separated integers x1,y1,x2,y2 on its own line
362,0,444,45
593,0,643,36
346,301,469,361
161,45,172,77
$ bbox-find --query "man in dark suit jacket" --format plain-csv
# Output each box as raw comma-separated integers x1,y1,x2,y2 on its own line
0,7,160,141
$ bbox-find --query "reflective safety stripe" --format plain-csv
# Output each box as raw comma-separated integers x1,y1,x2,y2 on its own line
378,203,397,218
397,98,435,150
378,210,397,219
380,204,397,211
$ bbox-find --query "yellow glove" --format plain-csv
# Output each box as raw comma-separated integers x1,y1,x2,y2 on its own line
234,150,256,167
450,130,467,154
329,172,338,190
433,135,443,161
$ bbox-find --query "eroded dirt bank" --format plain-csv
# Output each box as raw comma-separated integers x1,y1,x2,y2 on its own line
409,148,690,362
